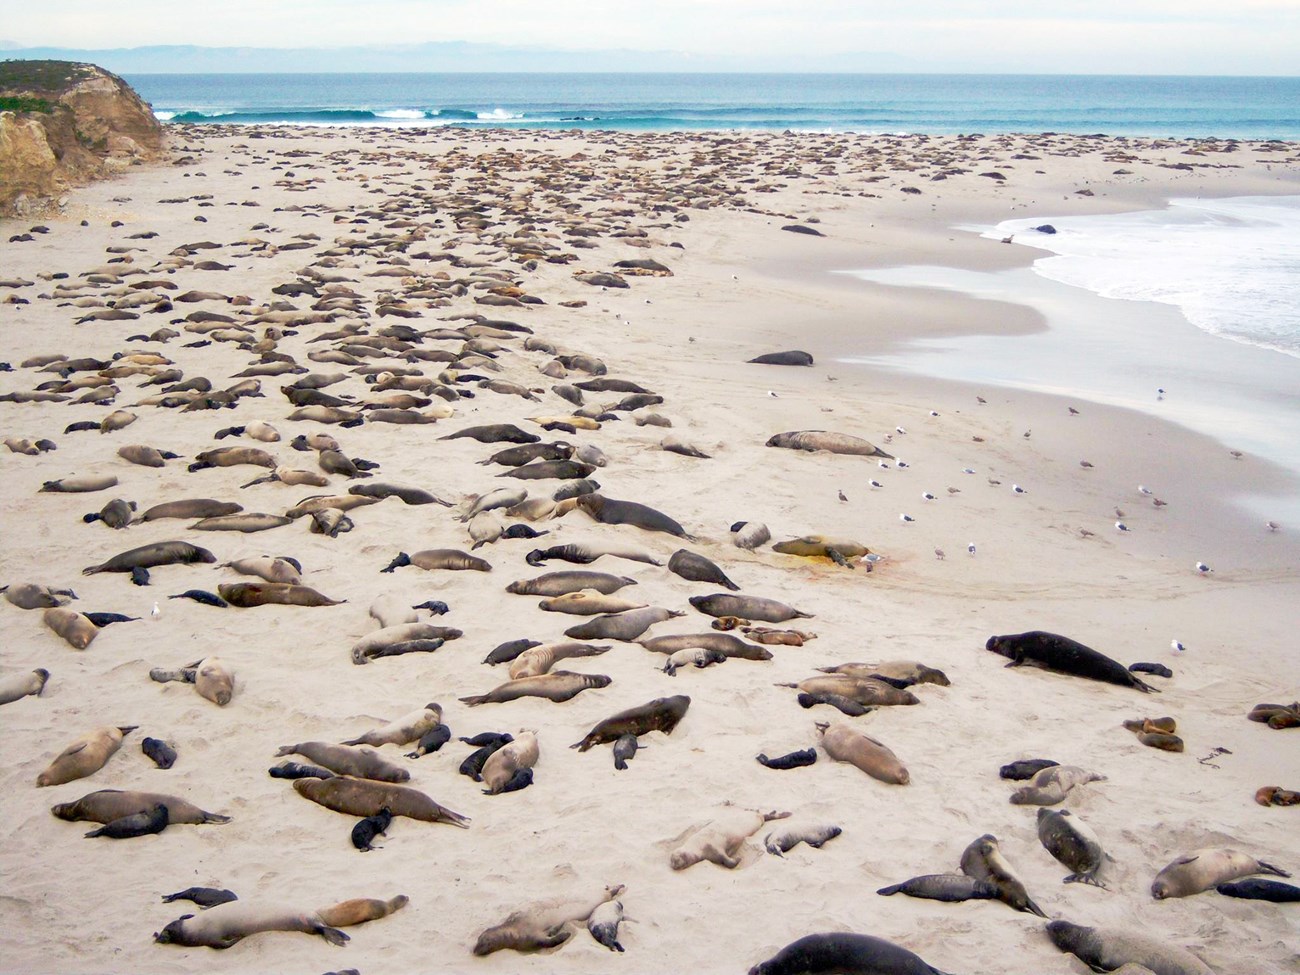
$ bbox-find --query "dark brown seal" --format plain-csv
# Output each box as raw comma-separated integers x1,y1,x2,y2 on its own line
571,695,690,751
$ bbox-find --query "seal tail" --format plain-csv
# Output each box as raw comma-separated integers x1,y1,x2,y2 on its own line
792,610,815,619
82,564,107,576
1256,860,1291,878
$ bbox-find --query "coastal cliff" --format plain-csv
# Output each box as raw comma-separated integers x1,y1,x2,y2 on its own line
0,60,166,215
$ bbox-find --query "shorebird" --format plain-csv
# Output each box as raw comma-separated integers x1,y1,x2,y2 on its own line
766,390,778,398
1229,450,1243,459
929,411,939,417
1196,561,1213,574
150,601,161,621
1157,388,1166,399
900,513,915,523
1115,508,1126,518
1171,639,1186,654
869,479,883,489
1138,485,1153,496
1080,460,1093,468
1012,484,1026,494
1152,498,1167,508
1266,520,1279,532
922,492,936,501
1115,521,1130,532
977,396,987,405
962,467,975,474
934,548,946,560
1068,407,1080,415
896,460,909,469
967,542,977,555
1022,430,1032,439
895,426,907,435
1079,528,1095,538
878,460,890,470
838,490,848,503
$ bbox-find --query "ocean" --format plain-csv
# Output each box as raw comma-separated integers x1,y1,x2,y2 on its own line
123,72,1300,140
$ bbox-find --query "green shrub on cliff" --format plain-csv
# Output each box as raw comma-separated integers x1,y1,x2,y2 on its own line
0,95,56,114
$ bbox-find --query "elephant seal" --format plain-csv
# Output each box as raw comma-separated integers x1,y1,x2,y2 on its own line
37,726,136,786
960,833,1046,916
226,556,301,585
459,735,513,780
274,742,410,783
1010,765,1106,805
317,894,409,927
351,623,451,657
572,695,690,751
575,494,691,538
142,737,177,769
640,632,771,660
1216,878,1300,902
473,884,624,955
1046,920,1214,975
878,874,1000,902
1151,848,1290,899
439,423,540,444
772,536,870,561
293,777,470,827
985,631,1158,692
83,497,137,529
162,887,238,908
367,594,419,629
479,442,574,467
671,807,791,870
818,660,949,686
564,606,685,641
192,513,293,533
43,608,99,649
497,460,596,481
613,734,641,770
84,803,169,839
342,704,442,747
141,499,242,521
748,351,814,366
0,667,51,705
798,691,873,716
1038,808,1108,886
189,446,276,471
154,901,349,948
756,748,817,770
765,430,893,458
381,549,491,573
999,758,1059,781
668,549,740,590
460,672,611,706
481,732,539,795
194,657,234,705
349,482,453,506
52,789,231,825
664,647,728,675
507,642,611,679
350,808,391,852
690,593,812,624
218,582,343,607
2,583,75,609
484,638,543,665
405,724,452,758
507,570,636,596
524,541,661,567
764,822,842,856
815,722,909,785
83,541,215,575
786,676,918,707
40,474,120,493
748,932,955,975
538,591,647,617
730,521,771,550
269,762,335,780
587,898,626,952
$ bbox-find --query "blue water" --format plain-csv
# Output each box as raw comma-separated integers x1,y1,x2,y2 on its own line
123,73,1300,139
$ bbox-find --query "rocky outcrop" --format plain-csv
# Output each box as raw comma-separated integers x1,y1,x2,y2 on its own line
0,60,166,214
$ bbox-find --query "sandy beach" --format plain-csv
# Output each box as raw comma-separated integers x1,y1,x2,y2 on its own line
1,125,1298,975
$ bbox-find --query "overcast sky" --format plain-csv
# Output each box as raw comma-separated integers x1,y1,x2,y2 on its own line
6,0,1298,74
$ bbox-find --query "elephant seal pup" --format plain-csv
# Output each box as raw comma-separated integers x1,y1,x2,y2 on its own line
1000,758,1060,780
572,695,691,751
481,732,539,795
575,494,691,538
816,722,909,785
43,607,101,649
786,676,918,707
439,423,540,444
664,647,728,675
730,521,772,550
460,672,611,706
37,726,137,786
189,446,277,471
1046,920,1214,975
798,691,873,717
613,734,642,770
764,822,842,857
748,932,954,975
587,898,626,952
525,540,661,567
756,748,817,770
275,742,410,783
1216,878,1300,902
1151,848,1290,899
985,630,1159,692
191,512,292,533
564,606,685,641
351,808,391,852
317,894,409,927
670,807,791,869
154,901,349,948
141,499,242,521
84,803,169,839
960,834,1047,917
484,638,543,665
473,884,625,955
83,540,216,575
40,474,120,493
162,887,238,908
269,761,336,780
2,583,76,609
0,667,51,705
293,777,470,827
195,657,234,705
640,632,771,660
877,874,1000,902
225,556,301,585
351,622,450,656
405,724,451,758
52,789,231,825
83,497,137,529
690,593,812,624
668,549,740,590
766,430,893,458
1038,808,1109,887
1010,765,1106,805
218,582,343,607
342,703,442,747
507,570,637,596
538,591,647,616
141,738,177,769
381,549,492,573
508,642,612,679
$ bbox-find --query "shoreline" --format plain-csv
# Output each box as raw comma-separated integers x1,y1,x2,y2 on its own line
1,126,1298,975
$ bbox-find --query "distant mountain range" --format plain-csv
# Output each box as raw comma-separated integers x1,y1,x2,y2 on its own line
0,41,910,74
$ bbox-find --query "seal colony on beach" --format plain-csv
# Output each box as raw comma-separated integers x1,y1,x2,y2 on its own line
0,115,1297,975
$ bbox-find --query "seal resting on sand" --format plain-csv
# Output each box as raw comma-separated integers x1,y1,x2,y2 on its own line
1046,920,1214,975
154,902,349,949
985,631,1158,692
766,431,893,458
473,884,625,955
747,932,956,975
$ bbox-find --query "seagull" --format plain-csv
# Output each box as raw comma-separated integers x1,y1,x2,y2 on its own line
644,298,652,304
896,460,909,469
1115,521,1130,532
1171,639,1186,654
1266,520,1279,532
929,411,939,417
1196,561,1212,574
934,548,946,560
869,479,883,489
962,467,975,474
1229,450,1243,460
922,492,936,501
1068,407,1080,415
878,460,890,469
1012,484,1026,494
1138,485,1152,496
976,396,987,404
767,390,778,398
988,478,1002,486
1022,430,1032,439
150,601,161,621
1080,460,1093,468
967,542,977,555
896,426,907,435
1157,388,1166,399
900,513,915,523
1079,528,1095,538
1152,498,1167,508
838,490,848,502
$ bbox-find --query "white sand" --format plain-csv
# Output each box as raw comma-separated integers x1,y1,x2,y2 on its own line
1,127,1298,974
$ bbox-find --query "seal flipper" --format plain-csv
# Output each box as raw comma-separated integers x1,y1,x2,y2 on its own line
380,552,411,573
315,924,350,946
1256,860,1292,878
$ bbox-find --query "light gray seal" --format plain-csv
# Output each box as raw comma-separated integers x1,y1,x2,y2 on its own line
1046,920,1214,975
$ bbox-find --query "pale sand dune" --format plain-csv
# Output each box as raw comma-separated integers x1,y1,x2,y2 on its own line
1,128,1297,974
